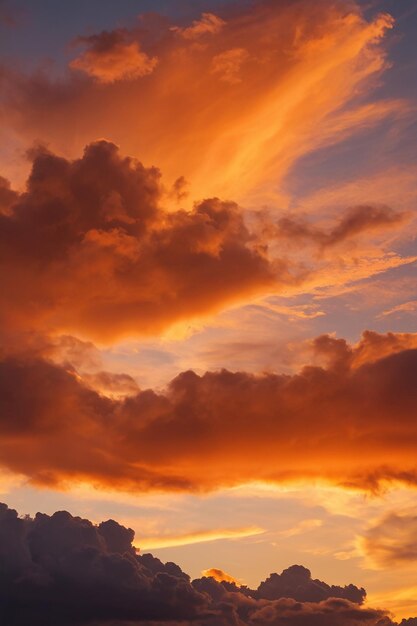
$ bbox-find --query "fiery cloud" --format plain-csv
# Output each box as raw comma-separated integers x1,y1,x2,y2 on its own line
1,141,410,344
70,30,158,83
201,567,242,585
0,331,416,492
0,0,399,204
0,141,275,342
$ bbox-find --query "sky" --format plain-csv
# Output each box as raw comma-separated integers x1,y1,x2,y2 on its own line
0,0,417,624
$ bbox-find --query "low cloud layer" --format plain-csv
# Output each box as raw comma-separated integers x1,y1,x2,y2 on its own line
0,331,416,492
0,501,411,626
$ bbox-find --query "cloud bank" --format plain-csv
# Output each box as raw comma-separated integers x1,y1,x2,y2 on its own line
0,501,410,626
0,331,416,492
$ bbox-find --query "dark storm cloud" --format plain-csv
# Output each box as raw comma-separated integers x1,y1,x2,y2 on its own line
0,502,408,626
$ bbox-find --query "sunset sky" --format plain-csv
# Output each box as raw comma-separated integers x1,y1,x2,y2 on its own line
1,1,417,624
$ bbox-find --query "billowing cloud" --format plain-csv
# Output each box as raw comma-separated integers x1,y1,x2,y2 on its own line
70,30,158,83
0,140,275,342
201,567,241,585
0,332,416,492
0,501,405,626
254,565,365,603
1,140,411,345
0,502,207,625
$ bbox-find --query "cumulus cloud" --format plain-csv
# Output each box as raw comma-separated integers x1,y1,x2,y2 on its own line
311,330,417,369
254,565,365,603
0,502,406,626
0,502,206,625
201,567,241,585
0,140,275,342
70,30,158,83
0,332,416,492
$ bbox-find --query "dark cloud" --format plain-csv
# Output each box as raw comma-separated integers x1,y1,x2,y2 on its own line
0,333,416,492
0,503,207,625
0,175,19,214
254,565,366,604
0,502,405,626
275,205,406,250
0,140,275,342
194,564,365,604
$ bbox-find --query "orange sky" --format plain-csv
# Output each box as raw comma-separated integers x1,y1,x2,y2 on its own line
1,0,417,622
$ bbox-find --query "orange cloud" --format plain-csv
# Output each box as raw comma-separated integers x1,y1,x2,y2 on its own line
70,31,158,83
1,141,410,344
172,12,225,39
0,1,399,204
0,141,276,342
201,567,241,585
1,332,417,493
138,526,264,550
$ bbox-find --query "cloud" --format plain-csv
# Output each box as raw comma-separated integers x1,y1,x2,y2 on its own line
211,47,249,84
311,330,417,369
0,140,275,342
201,567,241,585
275,205,407,250
0,174,19,214
0,501,403,625
378,301,417,319
254,565,365,604
172,12,225,39
0,0,398,204
360,513,417,568
0,332,417,492
2,141,411,345
0,502,207,625
70,31,158,83
138,526,264,550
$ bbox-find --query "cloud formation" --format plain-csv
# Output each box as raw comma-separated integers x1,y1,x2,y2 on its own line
0,0,398,203
275,205,407,250
361,513,417,568
0,331,416,492
0,501,407,626
0,140,275,342
70,30,158,83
